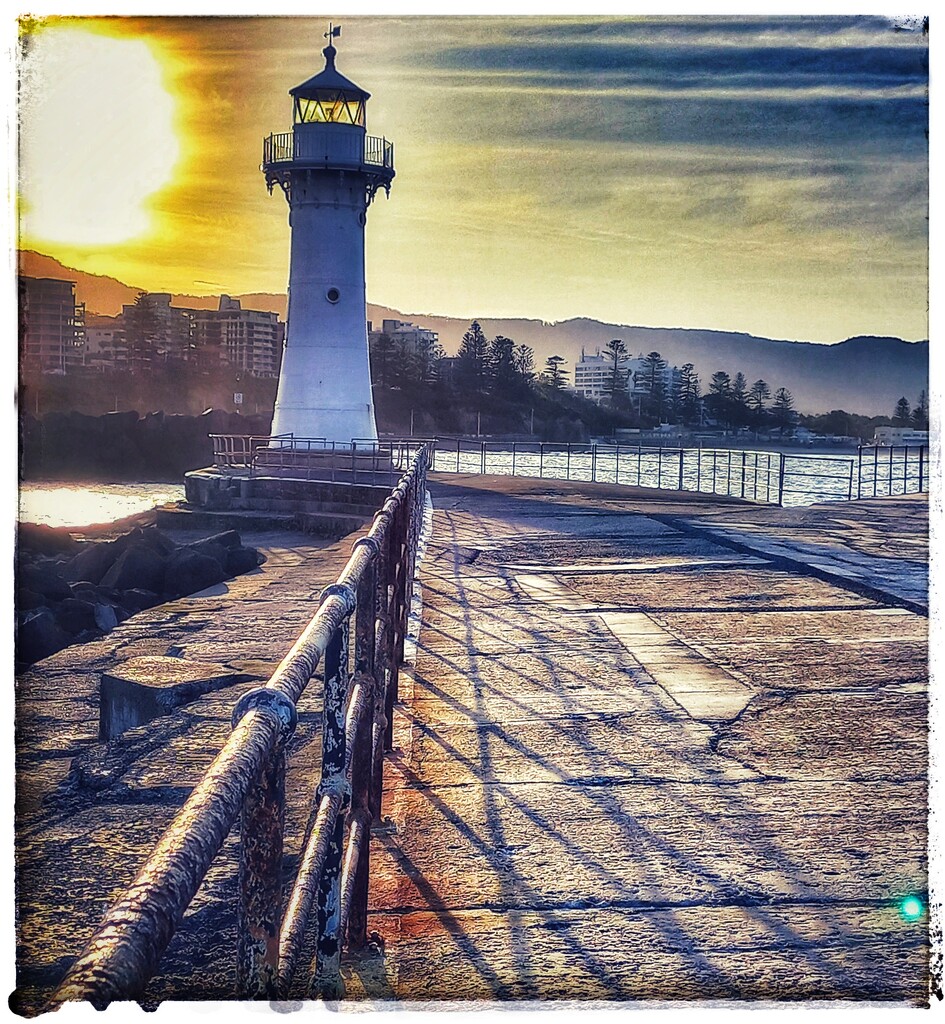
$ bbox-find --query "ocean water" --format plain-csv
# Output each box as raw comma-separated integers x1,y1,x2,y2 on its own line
18,482,186,530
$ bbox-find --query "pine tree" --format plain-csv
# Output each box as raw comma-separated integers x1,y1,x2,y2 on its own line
488,335,517,395
641,351,667,423
514,344,535,385
542,355,568,390
604,339,629,407
912,389,928,429
706,370,732,426
368,331,395,387
773,387,796,436
677,363,701,424
730,372,750,428
123,292,165,375
457,321,488,393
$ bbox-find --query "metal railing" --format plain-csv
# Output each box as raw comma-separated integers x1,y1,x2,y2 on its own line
855,444,929,500
48,445,431,1008
210,435,432,487
262,131,394,170
429,438,930,507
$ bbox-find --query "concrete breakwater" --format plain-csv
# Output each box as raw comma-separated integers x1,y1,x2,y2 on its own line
12,478,931,1010
20,408,272,482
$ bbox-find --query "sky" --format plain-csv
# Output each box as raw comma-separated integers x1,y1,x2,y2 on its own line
15,10,930,344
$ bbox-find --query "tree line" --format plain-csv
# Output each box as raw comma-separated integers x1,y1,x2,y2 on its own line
538,337,800,433
368,322,929,439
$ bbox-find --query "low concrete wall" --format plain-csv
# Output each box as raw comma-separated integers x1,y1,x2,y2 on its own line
184,468,392,515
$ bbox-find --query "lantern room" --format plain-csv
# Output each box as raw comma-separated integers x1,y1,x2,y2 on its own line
290,43,369,128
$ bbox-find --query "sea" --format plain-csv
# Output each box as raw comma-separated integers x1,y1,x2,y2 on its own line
18,482,186,530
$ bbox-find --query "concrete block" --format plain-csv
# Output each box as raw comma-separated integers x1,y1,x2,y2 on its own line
99,655,259,740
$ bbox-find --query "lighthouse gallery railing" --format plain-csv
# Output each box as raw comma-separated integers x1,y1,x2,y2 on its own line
48,444,431,1008
263,131,394,170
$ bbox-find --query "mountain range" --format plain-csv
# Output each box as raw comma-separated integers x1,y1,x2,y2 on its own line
19,250,928,417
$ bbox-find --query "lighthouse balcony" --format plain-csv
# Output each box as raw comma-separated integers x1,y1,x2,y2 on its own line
262,129,394,177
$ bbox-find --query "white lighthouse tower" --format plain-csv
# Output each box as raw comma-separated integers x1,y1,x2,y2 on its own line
263,25,394,443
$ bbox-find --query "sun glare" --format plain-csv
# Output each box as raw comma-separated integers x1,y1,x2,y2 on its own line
18,22,180,247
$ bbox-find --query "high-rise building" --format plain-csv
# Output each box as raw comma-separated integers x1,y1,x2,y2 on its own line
19,277,86,373
191,296,285,378
572,348,645,403
120,293,195,368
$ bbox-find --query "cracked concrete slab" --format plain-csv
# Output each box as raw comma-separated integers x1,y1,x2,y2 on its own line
369,477,929,1005
600,611,755,722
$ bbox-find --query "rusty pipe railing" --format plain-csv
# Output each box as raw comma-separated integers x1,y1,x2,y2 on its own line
48,443,431,1008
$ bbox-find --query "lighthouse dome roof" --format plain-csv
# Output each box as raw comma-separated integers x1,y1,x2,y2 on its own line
290,44,370,101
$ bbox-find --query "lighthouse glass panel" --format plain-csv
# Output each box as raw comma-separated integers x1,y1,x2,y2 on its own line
295,92,365,126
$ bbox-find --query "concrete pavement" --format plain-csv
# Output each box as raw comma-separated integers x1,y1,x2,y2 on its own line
361,475,929,1004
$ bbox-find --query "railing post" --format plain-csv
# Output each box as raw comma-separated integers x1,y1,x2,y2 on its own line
511,442,517,477
591,443,597,482
778,453,786,506
480,440,486,475
387,505,403,726
615,444,621,484
873,446,879,497
740,451,747,499
656,446,663,488
903,445,909,492
539,443,545,478
919,446,925,492
857,446,863,500
888,444,894,496
678,448,684,492
235,692,297,1000
311,620,350,1000
566,444,571,480
456,437,461,473
394,495,410,668
847,457,854,501
696,449,702,493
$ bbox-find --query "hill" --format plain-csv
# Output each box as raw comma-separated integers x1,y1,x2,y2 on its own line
18,251,927,417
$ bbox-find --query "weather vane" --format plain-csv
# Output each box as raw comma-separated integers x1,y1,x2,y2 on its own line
325,22,341,43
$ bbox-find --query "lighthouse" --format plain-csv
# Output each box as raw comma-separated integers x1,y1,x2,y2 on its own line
263,25,394,443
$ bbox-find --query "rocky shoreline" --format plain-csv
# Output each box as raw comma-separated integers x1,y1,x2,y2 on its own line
15,519,264,671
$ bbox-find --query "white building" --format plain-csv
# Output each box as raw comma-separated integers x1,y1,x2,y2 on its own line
571,347,684,405
84,314,125,370
368,318,439,360
873,426,929,446
572,348,647,402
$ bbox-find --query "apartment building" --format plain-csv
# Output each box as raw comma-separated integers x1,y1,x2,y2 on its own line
19,277,86,373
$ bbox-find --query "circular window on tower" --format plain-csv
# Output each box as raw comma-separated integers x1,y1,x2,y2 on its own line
326,287,341,304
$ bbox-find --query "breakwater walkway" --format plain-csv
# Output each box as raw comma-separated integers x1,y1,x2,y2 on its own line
13,478,929,1009
363,475,929,1003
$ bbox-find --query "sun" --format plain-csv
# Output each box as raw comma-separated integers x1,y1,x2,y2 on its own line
18,20,180,247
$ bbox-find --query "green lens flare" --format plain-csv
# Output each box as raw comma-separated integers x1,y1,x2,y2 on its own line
899,896,924,921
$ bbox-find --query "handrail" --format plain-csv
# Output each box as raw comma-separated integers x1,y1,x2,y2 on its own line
209,435,437,487
425,437,929,508
48,444,431,1007
262,131,394,170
